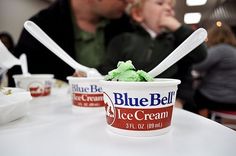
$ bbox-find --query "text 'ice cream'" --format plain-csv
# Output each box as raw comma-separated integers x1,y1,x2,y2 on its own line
105,60,154,82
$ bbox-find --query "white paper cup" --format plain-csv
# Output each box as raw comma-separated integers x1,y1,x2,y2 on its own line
67,76,105,109
13,74,54,97
100,78,181,137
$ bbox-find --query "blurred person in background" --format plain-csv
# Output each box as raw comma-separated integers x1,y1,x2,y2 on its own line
9,0,134,86
0,32,14,87
193,23,236,117
99,0,207,112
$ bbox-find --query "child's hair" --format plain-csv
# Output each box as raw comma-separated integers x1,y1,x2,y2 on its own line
126,0,176,15
125,0,144,15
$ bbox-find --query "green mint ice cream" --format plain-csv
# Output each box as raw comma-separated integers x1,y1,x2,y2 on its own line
105,60,154,82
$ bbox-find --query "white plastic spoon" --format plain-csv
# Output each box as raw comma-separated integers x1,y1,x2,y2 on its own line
148,28,207,77
19,53,30,76
0,40,21,69
23,21,102,77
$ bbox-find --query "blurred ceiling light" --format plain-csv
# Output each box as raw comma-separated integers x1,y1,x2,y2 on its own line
186,0,207,6
216,21,222,27
184,13,202,24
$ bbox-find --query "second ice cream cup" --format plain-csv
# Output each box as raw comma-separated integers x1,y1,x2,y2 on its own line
100,78,181,137
67,76,105,109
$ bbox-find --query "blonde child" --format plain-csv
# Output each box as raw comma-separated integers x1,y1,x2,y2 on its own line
99,0,207,112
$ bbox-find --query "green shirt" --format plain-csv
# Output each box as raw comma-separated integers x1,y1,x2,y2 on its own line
73,19,107,68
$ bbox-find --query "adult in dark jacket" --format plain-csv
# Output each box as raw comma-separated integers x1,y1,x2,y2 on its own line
99,0,207,112
9,0,133,86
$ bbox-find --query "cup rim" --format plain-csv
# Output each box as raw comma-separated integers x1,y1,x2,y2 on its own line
13,74,54,79
66,76,104,81
100,78,181,86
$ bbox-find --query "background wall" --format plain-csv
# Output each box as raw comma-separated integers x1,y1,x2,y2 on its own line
0,0,52,44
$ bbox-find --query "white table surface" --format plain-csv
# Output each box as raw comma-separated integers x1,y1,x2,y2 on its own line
0,88,236,156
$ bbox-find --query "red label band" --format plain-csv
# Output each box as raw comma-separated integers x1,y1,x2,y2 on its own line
72,93,105,107
29,86,51,97
106,106,173,131
42,87,51,96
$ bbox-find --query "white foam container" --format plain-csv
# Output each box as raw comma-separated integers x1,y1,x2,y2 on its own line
0,87,32,125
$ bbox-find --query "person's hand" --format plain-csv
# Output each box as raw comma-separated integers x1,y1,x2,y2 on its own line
160,15,181,32
175,98,184,109
125,0,134,3
198,109,209,118
73,70,87,77
73,68,102,77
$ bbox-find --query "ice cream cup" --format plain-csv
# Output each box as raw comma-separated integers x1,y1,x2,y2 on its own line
67,76,105,110
100,78,181,137
13,74,54,97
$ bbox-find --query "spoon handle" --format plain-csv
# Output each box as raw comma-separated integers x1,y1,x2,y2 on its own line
24,21,90,72
148,28,207,77
19,53,30,76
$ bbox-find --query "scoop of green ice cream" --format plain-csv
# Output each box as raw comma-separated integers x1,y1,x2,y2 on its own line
105,60,154,82
137,70,154,82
